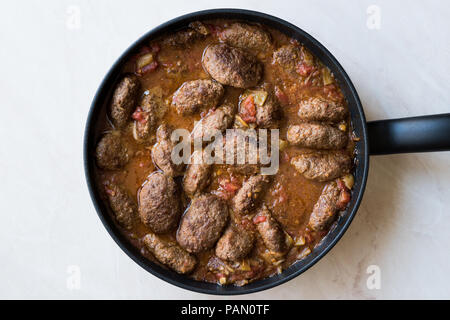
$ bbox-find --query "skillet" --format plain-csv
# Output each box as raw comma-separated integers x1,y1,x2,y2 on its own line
84,9,450,295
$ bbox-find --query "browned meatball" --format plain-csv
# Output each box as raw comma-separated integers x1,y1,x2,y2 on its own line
191,103,235,143
297,97,348,122
215,224,254,261
151,124,185,176
177,194,229,253
291,151,351,182
172,80,224,115
95,131,129,170
256,94,281,129
308,181,342,231
219,23,272,53
222,129,260,176
272,45,302,78
138,172,181,233
133,88,168,141
183,150,213,197
162,24,205,47
287,123,348,150
202,44,262,88
110,74,140,128
254,206,288,257
143,233,197,274
106,184,137,230
232,175,270,214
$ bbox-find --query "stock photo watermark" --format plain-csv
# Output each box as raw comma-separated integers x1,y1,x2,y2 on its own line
169,127,280,175
66,265,81,290
366,5,381,30
366,265,381,290
66,5,81,30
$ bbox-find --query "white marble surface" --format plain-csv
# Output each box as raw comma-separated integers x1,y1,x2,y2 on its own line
1,0,449,299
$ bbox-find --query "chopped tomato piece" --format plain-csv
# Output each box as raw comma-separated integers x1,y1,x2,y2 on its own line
223,182,240,193
296,62,314,76
239,95,257,123
253,215,267,224
337,189,351,209
131,107,147,124
336,179,351,209
139,61,158,75
274,86,289,106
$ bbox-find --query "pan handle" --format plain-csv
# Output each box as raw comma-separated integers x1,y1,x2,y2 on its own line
367,113,450,155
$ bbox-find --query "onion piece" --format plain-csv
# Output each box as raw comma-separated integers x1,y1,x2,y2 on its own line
136,53,153,70
322,67,334,86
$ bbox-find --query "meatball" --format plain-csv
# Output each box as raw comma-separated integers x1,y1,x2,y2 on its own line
254,206,288,257
308,181,342,231
232,175,270,214
133,87,168,141
183,150,213,197
222,129,260,176
138,172,181,233
106,184,137,230
215,224,254,261
202,44,262,88
110,74,140,128
191,103,235,143
287,123,348,150
297,97,348,122
272,44,302,77
177,194,229,253
256,94,281,129
219,23,272,53
290,151,352,182
162,25,205,47
143,233,197,274
172,80,224,115
151,124,185,176
95,131,129,170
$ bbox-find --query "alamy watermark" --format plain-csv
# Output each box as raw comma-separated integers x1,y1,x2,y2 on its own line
170,127,280,175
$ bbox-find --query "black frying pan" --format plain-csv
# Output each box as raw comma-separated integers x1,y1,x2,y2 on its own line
84,9,450,295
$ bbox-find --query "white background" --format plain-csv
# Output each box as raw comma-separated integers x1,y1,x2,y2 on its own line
1,0,449,299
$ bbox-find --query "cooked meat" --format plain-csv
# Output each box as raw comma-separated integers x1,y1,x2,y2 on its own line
177,194,229,253
172,79,224,115
95,131,129,170
143,233,197,274
106,184,137,230
287,123,348,149
183,150,213,197
232,175,270,214
308,181,342,231
222,129,260,175
219,22,272,53
110,74,140,128
291,151,352,182
138,172,181,233
133,87,168,140
188,21,210,36
202,44,262,88
151,124,185,176
254,206,288,257
256,94,281,128
272,44,302,77
191,103,235,143
162,27,204,47
215,224,254,261
297,97,348,122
